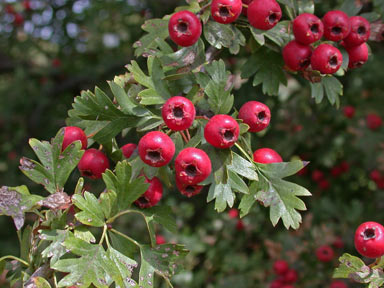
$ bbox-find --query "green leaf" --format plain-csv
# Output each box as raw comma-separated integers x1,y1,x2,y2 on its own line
323,76,343,107
227,153,258,181
250,21,291,47
108,81,137,115
340,0,363,16
0,186,43,230
310,81,324,104
239,182,260,217
297,0,315,14
109,231,138,259
139,205,177,234
228,170,249,194
31,277,52,288
99,190,117,220
72,192,105,227
257,160,309,179
108,247,138,287
134,19,169,57
207,182,235,212
74,226,96,244
161,39,206,69
40,230,71,265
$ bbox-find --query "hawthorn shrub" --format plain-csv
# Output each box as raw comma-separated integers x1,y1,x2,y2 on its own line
1,0,384,287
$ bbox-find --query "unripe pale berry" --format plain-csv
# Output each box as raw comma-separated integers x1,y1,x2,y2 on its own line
138,131,175,167
204,114,240,149
78,148,109,179
311,44,343,74
247,0,282,31
343,16,370,47
175,177,204,198
168,10,202,47
282,40,312,71
175,147,212,185
211,0,242,24
253,148,282,164
62,126,87,151
238,101,271,132
323,10,350,42
121,143,137,159
315,245,335,262
354,221,384,258
293,13,324,45
366,113,382,130
273,260,289,275
135,176,163,208
346,42,369,69
161,96,196,131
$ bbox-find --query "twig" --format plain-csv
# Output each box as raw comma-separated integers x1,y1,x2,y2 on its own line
180,131,189,143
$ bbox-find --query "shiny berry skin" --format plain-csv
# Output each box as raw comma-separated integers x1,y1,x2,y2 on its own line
121,143,137,159
316,245,335,262
238,101,271,132
204,115,240,149
346,42,369,69
323,10,350,42
293,13,324,45
241,0,253,16
330,280,348,288
175,177,204,198
168,10,202,47
343,16,370,47
156,235,166,245
78,149,110,179
138,131,175,167
343,105,355,118
162,96,196,131
253,148,282,164
282,40,312,71
273,260,289,275
247,0,282,31
228,208,239,219
135,176,163,208
175,147,212,185
211,0,242,24
283,269,298,283
62,126,87,151
354,221,384,258
311,44,343,74
366,113,382,130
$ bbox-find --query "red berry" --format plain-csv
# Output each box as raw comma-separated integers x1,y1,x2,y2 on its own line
23,0,32,11
52,58,61,68
282,40,312,71
316,245,335,262
238,101,271,132
293,13,324,45
283,269,298,283
366,113,382,131
241,0,253,16
168,10,202,47
282,286,294,288
247,0,282,31
346,42,369,69
236,219,245,231
161,96,196,131
319,179,330,190
211,0,242,24
273,260,289,276
8,151,17,161
5,4,15,14
311,44,343,74
228,208,239,219
370,170,381,182
253,148,282,164
135,176,163,208
330,280,348,288
121,143,137,159
297,166,308,176
333,237,345,249
78,149,109,179
342,16,370,47
62,126,87,151
343,106,355,118
175,177,204,198
175,147,212,185
331,166,343,177
377,179,384,190
138,131,175,167
354,221,384,258
13,13,24,26
322,10,350,41
156,235,166,245
204,115,239,149
340,161,349,173
311,170,324,182
270,279,284,288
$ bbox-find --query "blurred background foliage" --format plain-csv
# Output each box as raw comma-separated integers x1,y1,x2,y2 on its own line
0,0,383,287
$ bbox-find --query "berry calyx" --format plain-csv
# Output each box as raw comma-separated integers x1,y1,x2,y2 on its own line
311,44,343,74
253,148,282,164
62,126,87,151
204,115,240,149
330,280,348,288
211,0,242,24
78,149,109,179
138,131,175,167
238,101,271,132
121,143,137,159
322,10,350,42
134,176,163,209
175,147,212,185
354,221,384,258
366,113,382,130
273,260,289,276
315,245,335,262
293,13,324,45
247,0,282,31
346,42,369,69
161,96,196,131
168,10,202,47
343,105,355,118
282,40,312,71
175,177,204,198
342,16,370,47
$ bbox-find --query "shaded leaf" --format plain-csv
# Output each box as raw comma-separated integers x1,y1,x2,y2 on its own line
72,192,105,227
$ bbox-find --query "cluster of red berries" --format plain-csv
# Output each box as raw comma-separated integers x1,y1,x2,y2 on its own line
283,11,370,74
370,170,384,189
4,1,31,27
343,106,383,131
354,221,384,259
228,208,245,231
270,260,298,288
